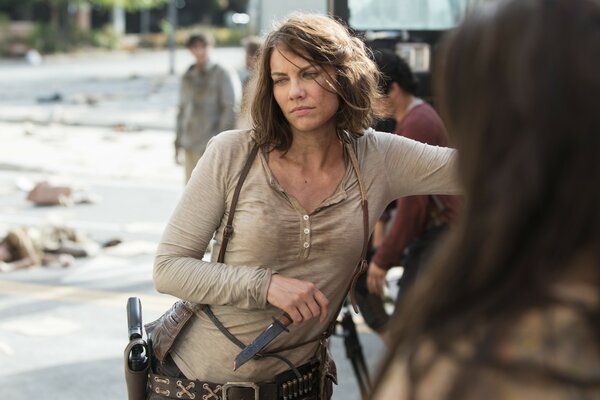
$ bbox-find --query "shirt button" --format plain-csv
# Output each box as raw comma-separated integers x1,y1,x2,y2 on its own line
303,215,309,220
304,228,310,234
303,242,310,248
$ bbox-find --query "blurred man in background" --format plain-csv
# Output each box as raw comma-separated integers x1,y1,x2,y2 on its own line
359,50,459,346
175,32,242,182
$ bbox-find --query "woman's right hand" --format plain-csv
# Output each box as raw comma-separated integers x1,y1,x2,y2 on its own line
266,274,330,325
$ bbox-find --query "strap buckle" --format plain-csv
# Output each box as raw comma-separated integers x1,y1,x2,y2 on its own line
222,382,259,400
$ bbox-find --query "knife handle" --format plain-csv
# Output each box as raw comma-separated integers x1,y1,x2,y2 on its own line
276,313,293,327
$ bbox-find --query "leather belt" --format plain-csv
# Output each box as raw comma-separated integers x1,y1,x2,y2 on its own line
148,360,319,400
149,373,275,400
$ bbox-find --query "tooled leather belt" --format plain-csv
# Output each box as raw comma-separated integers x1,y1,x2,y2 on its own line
148,360,320,400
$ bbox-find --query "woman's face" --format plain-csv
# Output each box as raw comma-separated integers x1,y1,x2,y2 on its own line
270,46,340,137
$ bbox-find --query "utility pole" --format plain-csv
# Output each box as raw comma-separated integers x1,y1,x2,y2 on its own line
167,0,178,75
140,9,150,34
112,3,126,36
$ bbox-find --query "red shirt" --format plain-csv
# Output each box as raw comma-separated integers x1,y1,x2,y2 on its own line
372,102,459,270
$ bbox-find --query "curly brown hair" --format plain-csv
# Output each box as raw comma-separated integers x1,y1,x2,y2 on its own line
250,13,383,151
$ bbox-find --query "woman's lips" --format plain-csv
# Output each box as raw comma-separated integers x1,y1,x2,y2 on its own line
291,106,313,115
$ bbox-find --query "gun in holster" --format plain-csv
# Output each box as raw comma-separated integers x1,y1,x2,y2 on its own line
124,297,150,400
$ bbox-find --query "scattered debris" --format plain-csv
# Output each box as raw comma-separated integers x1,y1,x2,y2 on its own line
36,92,63,104
24,180,100,207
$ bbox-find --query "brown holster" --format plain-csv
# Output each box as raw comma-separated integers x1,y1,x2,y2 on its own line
124,338,151,400
144,301,198,363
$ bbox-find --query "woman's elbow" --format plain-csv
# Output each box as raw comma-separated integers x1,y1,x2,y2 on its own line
153,255,171,293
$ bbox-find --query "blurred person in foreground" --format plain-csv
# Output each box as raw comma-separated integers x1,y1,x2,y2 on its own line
371,0,600,398
175,32,242,182
151,13,460,400
355,50,459,346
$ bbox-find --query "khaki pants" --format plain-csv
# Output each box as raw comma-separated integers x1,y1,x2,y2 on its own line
184,149,204,183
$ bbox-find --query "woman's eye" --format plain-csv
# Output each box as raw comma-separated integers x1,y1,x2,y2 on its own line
303,71,319,79
273,78,288,85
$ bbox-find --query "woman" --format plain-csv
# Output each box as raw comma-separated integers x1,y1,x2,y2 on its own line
372,0,600,399
151,13,459,400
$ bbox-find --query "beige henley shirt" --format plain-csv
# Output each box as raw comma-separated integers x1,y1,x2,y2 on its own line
154,128,460,383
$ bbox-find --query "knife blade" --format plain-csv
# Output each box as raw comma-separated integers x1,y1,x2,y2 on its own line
233,313,293,370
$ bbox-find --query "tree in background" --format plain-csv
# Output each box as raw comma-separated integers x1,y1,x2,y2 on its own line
0,0,250,54
0,0,169,53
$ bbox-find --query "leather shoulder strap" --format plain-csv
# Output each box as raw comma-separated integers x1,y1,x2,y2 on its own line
198,142,260,348
345,142,370,313
217,143,260,263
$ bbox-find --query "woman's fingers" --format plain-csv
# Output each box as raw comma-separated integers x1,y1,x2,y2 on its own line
267,274,330,324
286,307,303,324
314,290,330,323
297,303,314,322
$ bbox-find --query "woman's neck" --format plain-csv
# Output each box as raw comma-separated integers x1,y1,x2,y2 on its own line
283,129,343,169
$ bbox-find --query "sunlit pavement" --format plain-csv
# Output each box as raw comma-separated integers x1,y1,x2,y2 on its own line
0,48,385,400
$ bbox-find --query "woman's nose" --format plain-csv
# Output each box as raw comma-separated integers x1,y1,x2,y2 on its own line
288,79,306,99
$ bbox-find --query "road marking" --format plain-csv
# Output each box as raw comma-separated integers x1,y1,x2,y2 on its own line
1,315,81,336
0,280,175,312
0,341,14,355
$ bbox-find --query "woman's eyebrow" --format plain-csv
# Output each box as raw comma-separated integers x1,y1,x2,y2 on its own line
298,65,318,73
271,64,318,77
